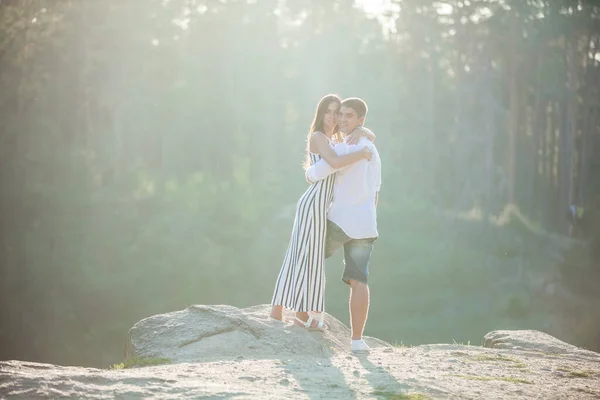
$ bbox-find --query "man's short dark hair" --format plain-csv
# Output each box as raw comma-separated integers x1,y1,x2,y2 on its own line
341,97,368,118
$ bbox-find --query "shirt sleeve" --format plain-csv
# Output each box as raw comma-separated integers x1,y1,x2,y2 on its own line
305,143,349,183
374,146,382,191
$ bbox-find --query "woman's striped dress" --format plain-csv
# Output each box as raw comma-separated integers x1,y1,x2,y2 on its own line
271,148,336,313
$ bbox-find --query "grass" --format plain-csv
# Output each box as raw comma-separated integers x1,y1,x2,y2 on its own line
471,354,529,370
452,339,471,346
449,374,533,384
473,354,516,363
372,391,429,400
567,371,594,378
507,362,528,370
110,357,171,370
556,366,596,378
532,351,562,358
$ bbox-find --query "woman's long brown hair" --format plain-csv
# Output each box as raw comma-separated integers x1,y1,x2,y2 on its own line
304,94,342,170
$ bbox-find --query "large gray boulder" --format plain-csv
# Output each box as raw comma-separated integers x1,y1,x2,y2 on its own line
125,304,390,363
483,329,600,359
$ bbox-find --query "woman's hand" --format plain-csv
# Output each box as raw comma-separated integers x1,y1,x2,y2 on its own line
346,126,376,145
310,132,371,169
345,127,363,145
360,126,376,142
361,146,373,161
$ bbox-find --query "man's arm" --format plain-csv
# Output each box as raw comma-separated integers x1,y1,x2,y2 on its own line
374,146,381,207
305,143,349,183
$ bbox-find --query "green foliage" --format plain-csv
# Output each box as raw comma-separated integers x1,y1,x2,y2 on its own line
505,296,532,319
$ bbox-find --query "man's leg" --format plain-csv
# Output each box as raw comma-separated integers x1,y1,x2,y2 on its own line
348,279,370,340
342,238,376,350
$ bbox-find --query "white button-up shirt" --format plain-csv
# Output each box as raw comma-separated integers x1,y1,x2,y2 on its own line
306,137,381,239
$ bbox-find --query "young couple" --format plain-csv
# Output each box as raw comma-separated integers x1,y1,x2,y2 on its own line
270,95,381,353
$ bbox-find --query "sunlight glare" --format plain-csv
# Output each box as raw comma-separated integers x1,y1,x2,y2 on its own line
355,0,400,37
434,2,453,15
356,0,390,16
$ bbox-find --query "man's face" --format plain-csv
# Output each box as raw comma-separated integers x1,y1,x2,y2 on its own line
339,106,365,134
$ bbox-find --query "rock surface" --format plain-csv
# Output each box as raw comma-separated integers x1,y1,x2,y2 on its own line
483,329,600,359
1,304,599,399
125,304,390,363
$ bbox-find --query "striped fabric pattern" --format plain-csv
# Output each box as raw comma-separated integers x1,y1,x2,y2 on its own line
271,151,336,313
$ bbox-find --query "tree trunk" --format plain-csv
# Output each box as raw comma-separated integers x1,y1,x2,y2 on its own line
532,81,545,219
426,59,436,197
483,72,495,221
558,36,577,232
507,20,519,205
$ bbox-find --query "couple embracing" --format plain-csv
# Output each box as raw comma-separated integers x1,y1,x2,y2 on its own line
270,95,382,354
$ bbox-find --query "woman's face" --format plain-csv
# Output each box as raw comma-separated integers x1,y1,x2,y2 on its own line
322,101,341,132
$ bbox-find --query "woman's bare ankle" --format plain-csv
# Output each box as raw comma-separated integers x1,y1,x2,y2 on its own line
270,306,283,321
295,311,309,322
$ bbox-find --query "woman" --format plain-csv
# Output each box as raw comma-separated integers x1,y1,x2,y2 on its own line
270,94,374,329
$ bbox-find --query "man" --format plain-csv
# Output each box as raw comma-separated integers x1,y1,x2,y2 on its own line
305,97,381,353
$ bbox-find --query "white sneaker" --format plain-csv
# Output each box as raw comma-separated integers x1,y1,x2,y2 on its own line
351,339,370,353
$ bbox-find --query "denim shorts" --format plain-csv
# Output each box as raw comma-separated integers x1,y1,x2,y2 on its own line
325,220,377,285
